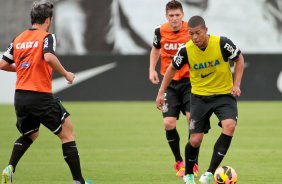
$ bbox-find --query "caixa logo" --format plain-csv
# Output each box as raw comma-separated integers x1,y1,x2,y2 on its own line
20,62,30,69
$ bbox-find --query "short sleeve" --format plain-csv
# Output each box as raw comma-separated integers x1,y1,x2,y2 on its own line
220,36,241,61
172,45,189,70
2,41,14,64
153,26,161,49
43,34,56,54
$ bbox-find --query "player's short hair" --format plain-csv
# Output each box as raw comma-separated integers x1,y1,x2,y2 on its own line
188,16,206,28
30,1,54,25
166,0,183,12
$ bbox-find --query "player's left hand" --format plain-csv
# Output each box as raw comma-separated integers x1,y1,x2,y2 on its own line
231,86,241,97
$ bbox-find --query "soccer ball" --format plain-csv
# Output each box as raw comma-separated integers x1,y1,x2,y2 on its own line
214,166,237,184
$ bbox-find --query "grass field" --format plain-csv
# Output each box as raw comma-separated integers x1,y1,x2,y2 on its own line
0,101,282,184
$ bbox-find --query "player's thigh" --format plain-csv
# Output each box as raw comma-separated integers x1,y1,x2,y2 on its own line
190,94,213,134
162,86,181,119
214,94,238,123
15,111,40,136
41,97,70,135
14,91,41,135
179,81,192,114
58,117,75,143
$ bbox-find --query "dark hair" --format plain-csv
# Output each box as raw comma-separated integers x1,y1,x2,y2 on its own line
188,15,206,28
166,0,183,12
30,1,54,25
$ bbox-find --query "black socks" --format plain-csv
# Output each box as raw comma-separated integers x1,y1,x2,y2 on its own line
166,128,182,162
62,141,85,183
185,142,199,175
9,136,33,172
207,133,233,173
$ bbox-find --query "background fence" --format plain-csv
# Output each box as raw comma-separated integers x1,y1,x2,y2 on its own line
0,54,281,103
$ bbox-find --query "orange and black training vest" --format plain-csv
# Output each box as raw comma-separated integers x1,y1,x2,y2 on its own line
13,29,53,93
159,22,190,81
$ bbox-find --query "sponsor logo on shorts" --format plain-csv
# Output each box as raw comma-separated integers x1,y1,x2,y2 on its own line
189,119,195,130
162,103,168,113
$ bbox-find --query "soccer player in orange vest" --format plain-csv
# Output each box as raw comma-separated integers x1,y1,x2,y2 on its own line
149,0,199,178
0,1,90,184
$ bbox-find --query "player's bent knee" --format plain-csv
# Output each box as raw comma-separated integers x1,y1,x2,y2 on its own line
222,119,237,135
58,117,76,141
189,133,203,147
163,117,177,130
58,129,75,143
59,134,75,143
28,131,39,142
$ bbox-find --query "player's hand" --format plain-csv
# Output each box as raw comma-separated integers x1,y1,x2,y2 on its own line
149,70,160,84
156,91,165,111
65,71,75,84
231,86,241,97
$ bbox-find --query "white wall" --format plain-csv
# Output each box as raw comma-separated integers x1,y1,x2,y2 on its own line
0,72,16,104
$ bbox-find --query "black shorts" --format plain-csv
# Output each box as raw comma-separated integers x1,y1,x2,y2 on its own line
189,93,238,134
162,78,191,119
14,90,70,135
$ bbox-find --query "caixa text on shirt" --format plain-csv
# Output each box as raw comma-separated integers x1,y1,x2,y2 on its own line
164,43,185,50
15,41,38,50
193,59,220,70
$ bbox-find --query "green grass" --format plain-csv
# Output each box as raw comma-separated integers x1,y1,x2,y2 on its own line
0,101,282,183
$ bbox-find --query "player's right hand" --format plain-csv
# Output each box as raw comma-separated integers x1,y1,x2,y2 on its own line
65,71,75,84
149,70,160,84
156,91,165,111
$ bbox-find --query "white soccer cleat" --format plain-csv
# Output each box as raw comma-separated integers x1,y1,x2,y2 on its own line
199,171,213,184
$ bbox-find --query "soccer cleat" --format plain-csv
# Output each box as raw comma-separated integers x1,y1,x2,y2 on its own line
183,174,196,184
174,161,185,177
193,163,199,177
74,180,92,184
85,180,92,184
199,171,213,184
176,167,185,177
1,165,13,184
